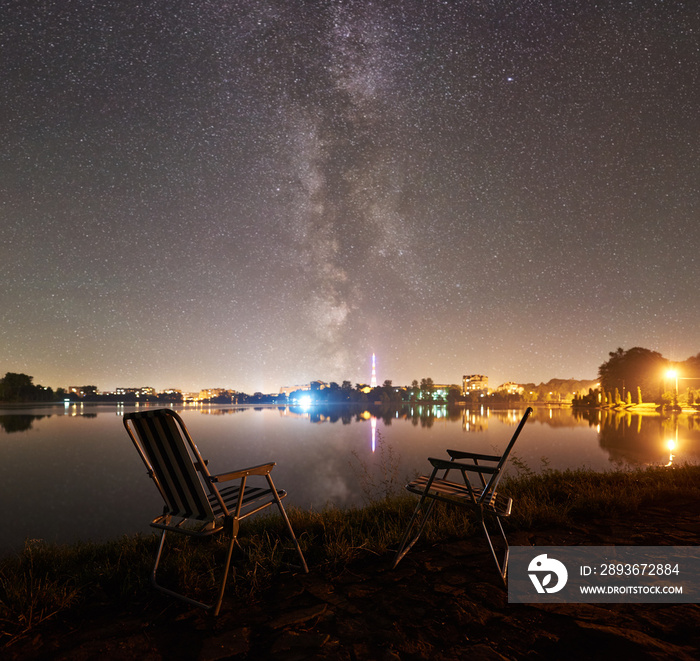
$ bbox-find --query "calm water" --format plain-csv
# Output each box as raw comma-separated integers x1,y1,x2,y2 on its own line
2,402,699,553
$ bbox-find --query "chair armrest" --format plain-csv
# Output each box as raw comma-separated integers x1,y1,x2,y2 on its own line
210,462,276,482
447,449,501,463
428,457,497,474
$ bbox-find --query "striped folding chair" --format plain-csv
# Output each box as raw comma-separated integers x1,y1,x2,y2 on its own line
123,408,308,615
393,407,533,583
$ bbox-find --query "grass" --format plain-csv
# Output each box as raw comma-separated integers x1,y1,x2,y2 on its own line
2,463,700,646
504,462,700,529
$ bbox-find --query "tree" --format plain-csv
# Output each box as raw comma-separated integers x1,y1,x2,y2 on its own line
0,372,53,402
339,380,353,402
682,352,700,375
447,386,463,405
0,372,33,400
598,347,668,404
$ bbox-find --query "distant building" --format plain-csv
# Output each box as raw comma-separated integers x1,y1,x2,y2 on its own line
496,382,524,395
115,386,156,397
462,374,489,395
279,384,307,396
279,381,327,396
158,388,183,402
160,388,182,397
67,386,98,398
431,384,458,401
198,388,235,401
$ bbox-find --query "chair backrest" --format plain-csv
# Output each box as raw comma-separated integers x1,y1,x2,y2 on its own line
123,409,216,522
482,406,532,496
447,406,533,501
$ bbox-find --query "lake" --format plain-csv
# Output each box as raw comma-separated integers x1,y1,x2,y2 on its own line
2,402,699,553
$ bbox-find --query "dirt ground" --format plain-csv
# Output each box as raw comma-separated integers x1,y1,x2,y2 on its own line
7,496,700,661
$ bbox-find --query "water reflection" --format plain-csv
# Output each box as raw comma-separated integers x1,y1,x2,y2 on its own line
573,408,700,467
4,403,698,470
3,403,699,463
0,415,46,433
272,404,700,468
270,404,551,449
666,437,676,467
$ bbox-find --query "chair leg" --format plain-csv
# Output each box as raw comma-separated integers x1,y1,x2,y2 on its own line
151,528,167,587
480,513,509,584
151,528,240,614
393,498,437,568
150,530,214,610
213,533,237,616
268,475,309,573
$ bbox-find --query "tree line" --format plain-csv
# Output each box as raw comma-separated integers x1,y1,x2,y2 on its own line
0,373,59,402
574,347,700,408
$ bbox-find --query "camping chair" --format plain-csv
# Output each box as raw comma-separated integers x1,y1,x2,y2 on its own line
123,408,308,616
393,407,533,583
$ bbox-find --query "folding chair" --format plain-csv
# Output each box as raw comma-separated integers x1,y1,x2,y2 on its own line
393,407,533,583
123,408,308,615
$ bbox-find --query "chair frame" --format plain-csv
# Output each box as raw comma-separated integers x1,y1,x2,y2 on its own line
123,408,308,616
393,407,533,583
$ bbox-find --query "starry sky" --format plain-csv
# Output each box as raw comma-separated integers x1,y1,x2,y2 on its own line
2,0,698,394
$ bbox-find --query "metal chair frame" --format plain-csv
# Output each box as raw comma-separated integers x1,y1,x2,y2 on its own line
393,407,533,583
124,408,308,616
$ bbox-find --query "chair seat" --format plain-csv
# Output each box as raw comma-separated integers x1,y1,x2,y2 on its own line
150,485,290,531
211,484,287,517
406,476,513,517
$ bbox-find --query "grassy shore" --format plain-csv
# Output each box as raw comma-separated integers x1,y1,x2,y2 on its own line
2,464,700,646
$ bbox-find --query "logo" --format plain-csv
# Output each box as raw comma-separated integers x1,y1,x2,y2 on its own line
528,553,568,594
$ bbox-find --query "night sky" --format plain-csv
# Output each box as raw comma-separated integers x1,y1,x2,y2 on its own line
2,1,698,394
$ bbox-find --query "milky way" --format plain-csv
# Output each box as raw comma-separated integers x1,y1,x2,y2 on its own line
1,1,698,393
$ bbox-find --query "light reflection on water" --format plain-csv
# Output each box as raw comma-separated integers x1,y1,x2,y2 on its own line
1,403,698,552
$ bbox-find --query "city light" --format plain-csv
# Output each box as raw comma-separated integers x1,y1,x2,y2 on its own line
666,369,679,395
